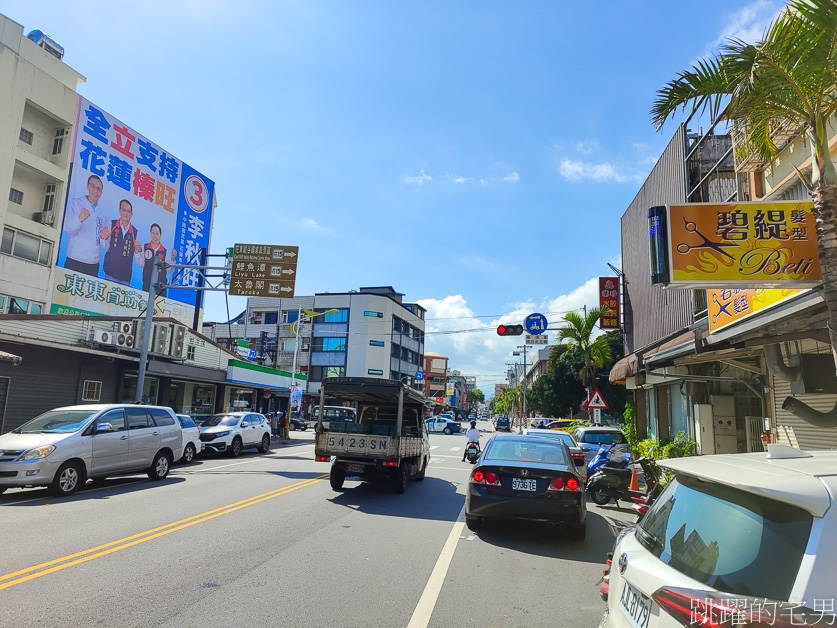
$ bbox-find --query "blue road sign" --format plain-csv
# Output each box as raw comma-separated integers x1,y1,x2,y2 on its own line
415,371,425,380
248,349,257,361
525,313,548,335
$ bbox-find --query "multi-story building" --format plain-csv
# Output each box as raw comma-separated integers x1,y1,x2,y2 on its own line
309,286,425,395
424,351,448,401
464,375,476,391
0,16,84,316
447,370,468,414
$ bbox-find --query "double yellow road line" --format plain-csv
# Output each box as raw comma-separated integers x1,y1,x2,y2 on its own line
0,474,327,591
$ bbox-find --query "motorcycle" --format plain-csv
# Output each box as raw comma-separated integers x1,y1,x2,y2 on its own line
464,442,481,464
586,443,632,476
587,456,660,506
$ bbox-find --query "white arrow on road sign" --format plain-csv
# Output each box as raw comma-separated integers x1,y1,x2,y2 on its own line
280,286,293,293
282,268,295,275
584,388,609,410
283,251,296,258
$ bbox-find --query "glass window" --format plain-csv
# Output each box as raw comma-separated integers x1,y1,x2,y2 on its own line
1,229,12,254
126,407,152,429
370,340,384,347
283,310,299,324
368,369,383,375
8,297,29,314
12,231,40,263
53,128,66,155
323,309,348,323
314,337,346,352
364,311,383,318
204,414,241,427
8,189,23,205
178,415,197,429
240,415,252,427
82,380,102,402
14,409,98,434
485,439,568,465
38,240,51,265
97,409,126,432
311,366,346,381
638,475,812,600
264,312,278,324
30,303,42,315
149,408,175,426
19,128,33,144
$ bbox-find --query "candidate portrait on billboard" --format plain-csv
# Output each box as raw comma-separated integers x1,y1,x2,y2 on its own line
53,97,215,324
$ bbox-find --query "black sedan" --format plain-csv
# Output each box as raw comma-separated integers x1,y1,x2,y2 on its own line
465,434,586,539
290,416,308,431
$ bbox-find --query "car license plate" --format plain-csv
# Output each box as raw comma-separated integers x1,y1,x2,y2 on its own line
512,478,536,491
619,580,651,628
347,464,364,474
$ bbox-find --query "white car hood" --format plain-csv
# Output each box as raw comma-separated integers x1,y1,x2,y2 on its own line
0,431,73,451
200,425,236,434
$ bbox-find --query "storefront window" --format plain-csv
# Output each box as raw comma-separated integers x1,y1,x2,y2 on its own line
121,375,159,404
223,387,255,412
169,380,216,424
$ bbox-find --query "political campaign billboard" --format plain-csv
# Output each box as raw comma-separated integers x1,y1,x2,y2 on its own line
52,96,215,325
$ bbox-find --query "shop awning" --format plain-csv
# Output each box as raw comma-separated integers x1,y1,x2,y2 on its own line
609,353,638,383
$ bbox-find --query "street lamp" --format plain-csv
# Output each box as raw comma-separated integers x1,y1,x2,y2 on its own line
289,308,339,398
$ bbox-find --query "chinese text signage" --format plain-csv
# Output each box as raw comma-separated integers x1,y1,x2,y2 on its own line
229,244,299,297
599,277,620,329
53,97,215,324
708,288,804,332
668,202,821,288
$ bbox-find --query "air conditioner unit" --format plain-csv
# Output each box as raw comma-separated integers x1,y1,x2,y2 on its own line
133,321,145,350
170,324,186,357
115,332,135,348
152,323,171,354
118,321,133,334
92,330,115,345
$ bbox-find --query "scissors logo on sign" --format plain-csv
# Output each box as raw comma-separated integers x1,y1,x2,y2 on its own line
676,218,738,260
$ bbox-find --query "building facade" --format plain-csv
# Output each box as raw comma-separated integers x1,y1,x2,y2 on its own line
0,15,84,317
424,351,448,401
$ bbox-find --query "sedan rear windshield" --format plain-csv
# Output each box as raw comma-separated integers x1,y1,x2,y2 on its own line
486,440,568,466
532,432,576,447
637,475,812,600
578,431,627,445
203,414,241,427
14,410,98,434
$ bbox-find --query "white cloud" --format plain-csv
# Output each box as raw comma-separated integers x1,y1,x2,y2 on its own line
404,169,432,187
503,172,519,183
416,276,603,393
707,0,782,54
575,140,598,155
303,218,321,229
558,159,643,184
446,173,471,184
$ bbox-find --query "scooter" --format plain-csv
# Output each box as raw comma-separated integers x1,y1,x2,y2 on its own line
587,456,659,506
464,442,481,464
586,443,632,476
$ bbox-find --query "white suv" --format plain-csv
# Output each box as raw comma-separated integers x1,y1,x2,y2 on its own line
601,444,837,627
199,412,271,457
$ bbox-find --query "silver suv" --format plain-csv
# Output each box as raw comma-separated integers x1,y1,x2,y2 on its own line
0,404,184,497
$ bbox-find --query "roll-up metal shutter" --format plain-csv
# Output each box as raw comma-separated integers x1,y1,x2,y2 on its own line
773,374,837,450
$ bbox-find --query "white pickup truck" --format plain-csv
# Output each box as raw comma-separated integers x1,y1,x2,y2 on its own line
314,377,431,493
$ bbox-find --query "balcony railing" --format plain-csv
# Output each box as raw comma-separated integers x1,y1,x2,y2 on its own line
731,118,807,173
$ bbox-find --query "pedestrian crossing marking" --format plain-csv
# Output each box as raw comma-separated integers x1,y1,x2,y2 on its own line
430,446,439,450
450,447,462,452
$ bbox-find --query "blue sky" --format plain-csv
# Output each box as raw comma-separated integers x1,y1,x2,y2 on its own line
2,0,782,392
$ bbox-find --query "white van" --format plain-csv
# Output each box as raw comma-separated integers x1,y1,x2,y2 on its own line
0,404,184,497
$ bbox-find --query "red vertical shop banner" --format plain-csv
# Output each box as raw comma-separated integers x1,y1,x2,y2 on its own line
599,277,620,329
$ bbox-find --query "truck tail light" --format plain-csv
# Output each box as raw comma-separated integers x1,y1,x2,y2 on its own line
383,461,397,467
315,456,329,462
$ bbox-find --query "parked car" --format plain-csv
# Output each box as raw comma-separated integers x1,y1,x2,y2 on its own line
465,434,586,539
290,415,308,431
495,417,511,432
573,426,630,463
522,428,588,484
175,414,201,463
546,419,576,431
600,444,837,628
425,416,461,434
0,404,184,497
199,412,272,457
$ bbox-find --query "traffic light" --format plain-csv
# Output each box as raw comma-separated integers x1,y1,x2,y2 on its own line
497,324,524,336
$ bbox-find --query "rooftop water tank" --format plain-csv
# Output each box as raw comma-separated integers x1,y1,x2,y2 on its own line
26,30,65,60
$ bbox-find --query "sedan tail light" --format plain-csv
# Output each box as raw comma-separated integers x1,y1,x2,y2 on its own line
470,469,500,485
547,475,581,491
653,587,826,627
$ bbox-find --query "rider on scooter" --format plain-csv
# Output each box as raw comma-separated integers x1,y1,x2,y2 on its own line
462,421,481,461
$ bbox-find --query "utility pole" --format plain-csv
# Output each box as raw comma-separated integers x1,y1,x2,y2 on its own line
515,345,528,433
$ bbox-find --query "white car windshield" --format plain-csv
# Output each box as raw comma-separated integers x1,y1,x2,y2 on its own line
203,414,240,427
13,410,98,434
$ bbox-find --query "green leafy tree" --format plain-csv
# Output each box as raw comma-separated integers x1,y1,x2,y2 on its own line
651,0,837,417
526,357,587,418
549,308,612,411
466,388,485,413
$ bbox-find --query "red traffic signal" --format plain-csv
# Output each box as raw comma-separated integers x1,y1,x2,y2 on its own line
497,324,524,336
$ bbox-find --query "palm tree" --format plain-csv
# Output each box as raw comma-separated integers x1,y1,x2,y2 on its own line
550,308,612,412
650,0,837,382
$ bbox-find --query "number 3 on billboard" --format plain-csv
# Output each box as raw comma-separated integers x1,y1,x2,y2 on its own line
185,175,208,213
